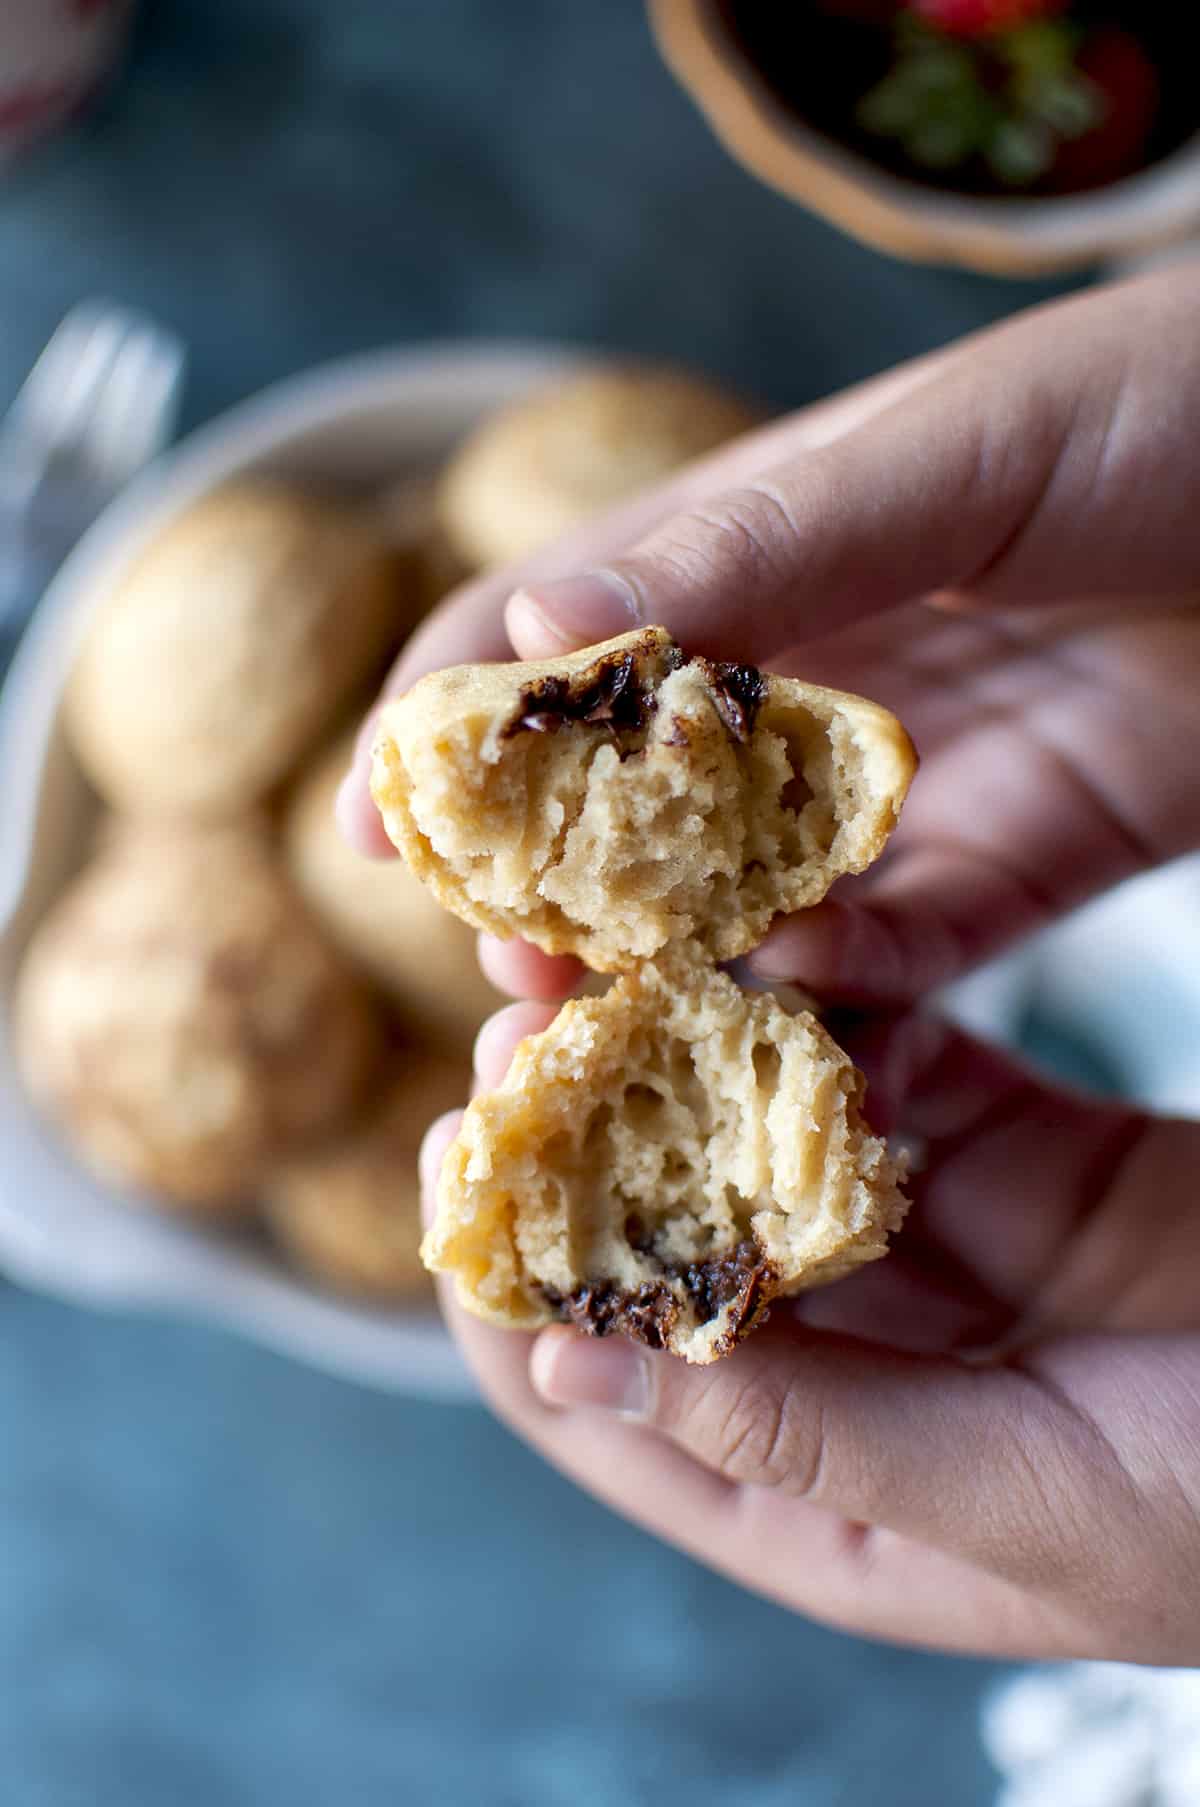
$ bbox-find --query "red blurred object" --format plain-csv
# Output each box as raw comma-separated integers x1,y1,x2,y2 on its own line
0,0,132,162
910,0,1064,36
1050,27,1160,191
0,76,89,133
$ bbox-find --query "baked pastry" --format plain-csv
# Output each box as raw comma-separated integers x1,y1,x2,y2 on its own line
66,480,406,817
263,1056,467,1302
373,473,474,614
13,821,377,1212
284,732,505,1052
437,366,760,567
371,627,916,970
423,957,907,1364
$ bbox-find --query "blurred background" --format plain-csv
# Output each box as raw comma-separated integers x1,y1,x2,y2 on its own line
0,1,1183,1801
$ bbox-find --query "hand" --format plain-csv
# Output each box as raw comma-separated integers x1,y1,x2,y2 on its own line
353,267,1200,1661
420,1004,1200,1662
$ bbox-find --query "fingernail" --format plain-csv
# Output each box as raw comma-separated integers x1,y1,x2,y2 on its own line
530,1328,652,1419
507,569,641,654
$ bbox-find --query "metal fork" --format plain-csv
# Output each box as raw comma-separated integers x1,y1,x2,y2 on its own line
0,302,186,651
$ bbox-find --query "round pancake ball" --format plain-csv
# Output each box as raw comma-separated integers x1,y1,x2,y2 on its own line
66,479,408,817
372,472,475,615
437,365,762,568
13,820,378,1213
263,1056,468,1302
283,732,505,1054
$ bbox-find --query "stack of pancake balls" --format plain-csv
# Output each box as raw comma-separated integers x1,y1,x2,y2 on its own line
13,365,762,1308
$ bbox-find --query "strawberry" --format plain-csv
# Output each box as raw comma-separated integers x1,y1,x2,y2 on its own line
1049,27,1159,191
909,0,1063,38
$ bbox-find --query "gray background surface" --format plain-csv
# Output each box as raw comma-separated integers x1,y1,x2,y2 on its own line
0,3,1082,1800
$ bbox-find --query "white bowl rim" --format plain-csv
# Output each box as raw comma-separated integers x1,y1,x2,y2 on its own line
0,337,587,1398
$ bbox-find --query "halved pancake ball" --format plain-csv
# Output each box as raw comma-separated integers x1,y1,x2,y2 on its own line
422,957,908,1364
371,627,916,971
263,1057,468,1302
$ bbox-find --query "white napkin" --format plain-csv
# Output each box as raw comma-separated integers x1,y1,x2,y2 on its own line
984,1664,1200,1806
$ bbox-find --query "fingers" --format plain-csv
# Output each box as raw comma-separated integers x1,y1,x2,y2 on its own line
441,1269,1090,1655
417,1003,557,1209
415,1082,1046,1654
476,934,583,1003
745,838,1055,1008
418,1108,464,1211
432,987,1197,1361
339,270,1200,865
747,894,962,1007
395,337,955,684
529,1322,1009,1547
419,991,1200,1660
333,334,961,854
507,269,1200,665
471,1000,558,1089
746,644,1199,1003
832,1011,1200,1344
528,1316,1198,1629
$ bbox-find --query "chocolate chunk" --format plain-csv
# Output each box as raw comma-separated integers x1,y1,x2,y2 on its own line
695,657,768,743
538,1237,775,1355
683,1238,774,1334
505,651,651,739
540,1280,678,1351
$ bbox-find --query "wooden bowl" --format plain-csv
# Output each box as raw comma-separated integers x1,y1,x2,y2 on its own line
649,0,1200,276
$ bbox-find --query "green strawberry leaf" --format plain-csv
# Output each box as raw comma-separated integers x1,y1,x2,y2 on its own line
858,11,1106,183
1032,70,1103,138
988,116,1055,183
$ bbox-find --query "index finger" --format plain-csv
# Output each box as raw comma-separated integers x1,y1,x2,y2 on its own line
506,267,1200,665
335,347,957,854
391,339,952,693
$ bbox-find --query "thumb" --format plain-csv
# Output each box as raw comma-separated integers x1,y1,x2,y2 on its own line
530,1319,1199,1603
506,269,1200,664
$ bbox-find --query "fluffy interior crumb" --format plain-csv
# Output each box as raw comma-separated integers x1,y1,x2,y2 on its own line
374,629,913,970
424,960,907,1363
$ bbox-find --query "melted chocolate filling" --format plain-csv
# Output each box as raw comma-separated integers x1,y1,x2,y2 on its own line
504,640,766,749
507,651,646,738
541,1281,679,1351
695,657,768,743
539,1238,775,1354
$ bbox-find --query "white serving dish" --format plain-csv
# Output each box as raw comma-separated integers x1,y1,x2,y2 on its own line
2,340,1195,1398
0,342,577,1401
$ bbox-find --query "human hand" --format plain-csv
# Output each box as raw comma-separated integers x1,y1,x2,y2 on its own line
356,266,1200,1660
419,1000,1200,1662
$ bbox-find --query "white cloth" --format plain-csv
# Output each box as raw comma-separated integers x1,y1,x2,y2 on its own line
984,1664,1200,1806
